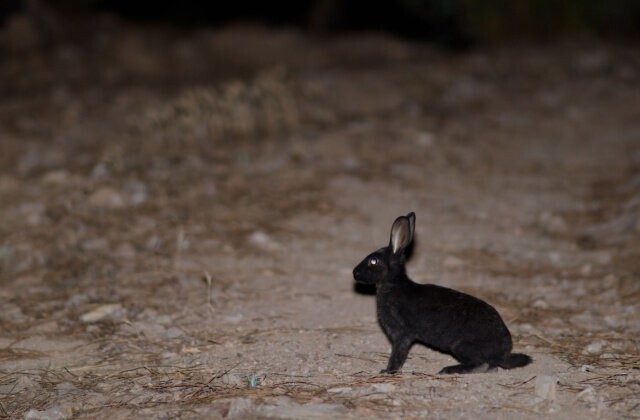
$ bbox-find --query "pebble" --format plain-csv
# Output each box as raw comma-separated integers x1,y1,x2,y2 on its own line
0,302,28,323
80,303,125,323
603,274,618,288
248,231,280,251
42,170,69,184
223,314,244,323
538,211,568,234
126,320,166,339
124,180,148,206
443,256,465,269
65,294,89,308
163,326,184,339
327,386,352,394
535,375,558,400
582,340,605,355
575,386,597,403
532,299,549,309
19,202,46,225
88,187,125,209
372,383,395,393
24,404,74,420
579,264,592,276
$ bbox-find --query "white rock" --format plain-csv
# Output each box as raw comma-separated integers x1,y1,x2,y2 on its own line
24,404,73,420
42,170,69,184
163,326,184,339
327,386,352,394
372,383,396,393
535,375,558,400
579,264,592,276
538,211,569,234
443,256,465,269
583,340,605,355
248,231,280,251
532,299,548,309
575,386,597,403
126,320,166,339
80,304,124,323
88,187,125,209
223,313,244,323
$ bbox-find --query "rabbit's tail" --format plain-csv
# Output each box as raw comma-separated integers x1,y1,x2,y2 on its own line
498,353,532,369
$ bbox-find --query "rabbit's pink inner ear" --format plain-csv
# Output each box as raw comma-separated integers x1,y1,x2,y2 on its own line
390,217,411,254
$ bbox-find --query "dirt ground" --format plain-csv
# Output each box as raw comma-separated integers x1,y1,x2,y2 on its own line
1,13,639,419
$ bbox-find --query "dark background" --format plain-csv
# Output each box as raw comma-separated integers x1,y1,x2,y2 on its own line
2,0,639,48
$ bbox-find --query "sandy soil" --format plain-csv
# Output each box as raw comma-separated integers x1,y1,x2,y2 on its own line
1,13,639,419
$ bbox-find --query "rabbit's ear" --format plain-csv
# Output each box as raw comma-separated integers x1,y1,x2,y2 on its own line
390,213,415,255
406,212,416,239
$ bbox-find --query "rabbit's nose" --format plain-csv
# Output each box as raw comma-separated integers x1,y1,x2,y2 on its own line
353,267,361,279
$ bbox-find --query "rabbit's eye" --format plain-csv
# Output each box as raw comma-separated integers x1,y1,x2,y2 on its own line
369,257,379,266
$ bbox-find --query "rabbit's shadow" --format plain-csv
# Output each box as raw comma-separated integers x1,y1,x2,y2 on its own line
353,238,416,296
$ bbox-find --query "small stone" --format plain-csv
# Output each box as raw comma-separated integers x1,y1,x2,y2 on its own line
416,131,435,147
248,231,280,251
594,251,612,265
80,303,125,323
64,293,89,308
535,375,558,400
81,238,109,252
42,170,69,184
372,383,395,393
0,302,27,323
538,211,568,235
327,386,352,394
19,202,46,225
583,340,605,355
181,346,200,354
579,264,592,276
126,320,166,339
163,326,184,339
88,187,125,209
532,299,548,309
24,404,74,420
113,242,136,259
125,180,148,206
443,256,465,269
575,386,597,403
603,274,618,288
222,314,244,323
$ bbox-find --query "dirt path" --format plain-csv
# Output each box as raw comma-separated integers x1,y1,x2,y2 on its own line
1,18,639,418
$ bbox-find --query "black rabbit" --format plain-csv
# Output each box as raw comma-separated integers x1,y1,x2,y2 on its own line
353,212,532,374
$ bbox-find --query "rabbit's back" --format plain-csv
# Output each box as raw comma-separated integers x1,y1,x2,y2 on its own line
377,281,512,357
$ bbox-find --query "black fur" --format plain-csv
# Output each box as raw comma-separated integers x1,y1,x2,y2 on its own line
353,212,532,374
